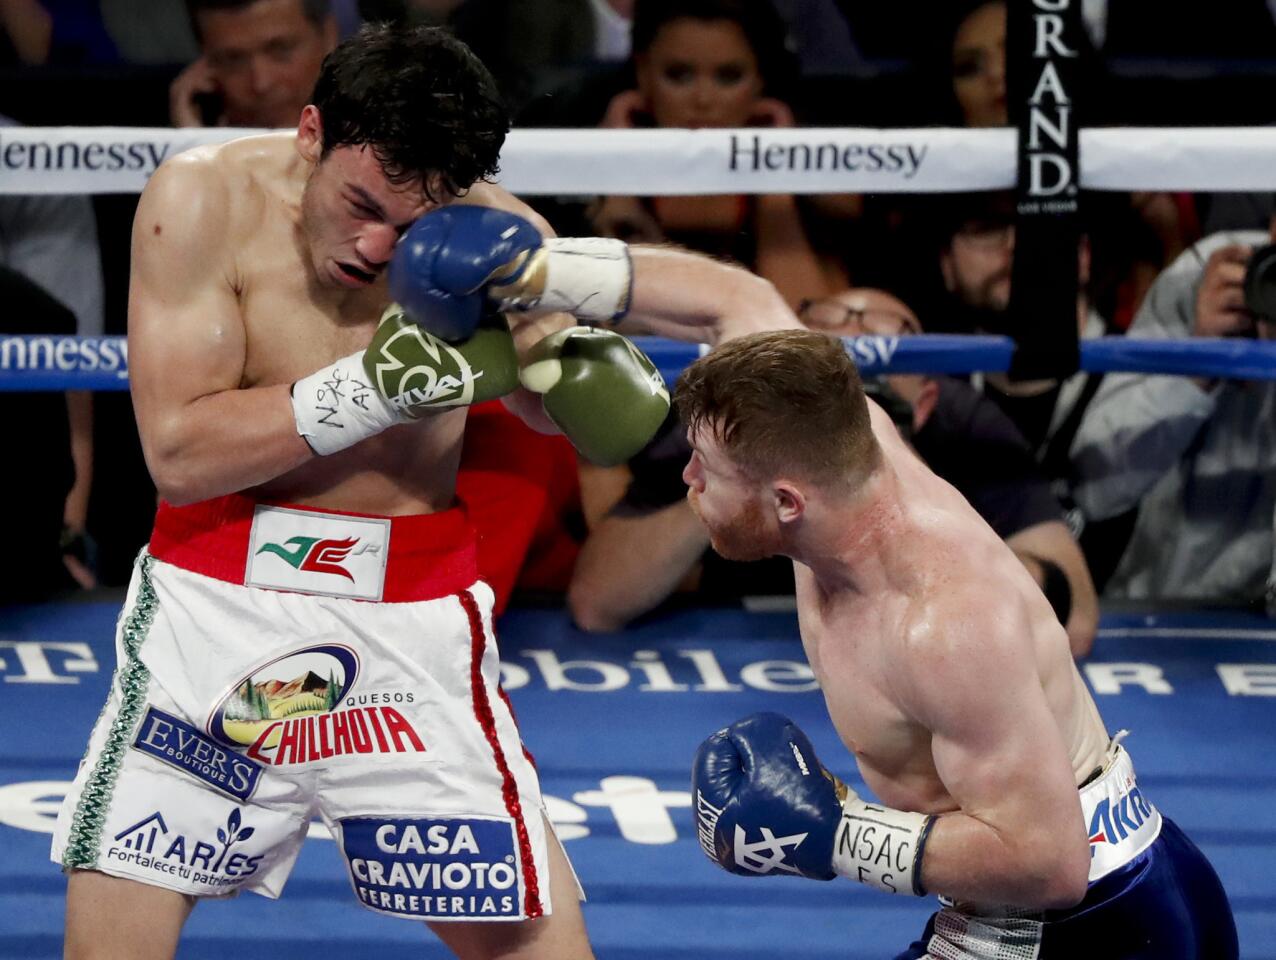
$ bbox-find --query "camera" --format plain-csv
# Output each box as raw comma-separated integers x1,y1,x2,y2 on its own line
1242,243,1276,325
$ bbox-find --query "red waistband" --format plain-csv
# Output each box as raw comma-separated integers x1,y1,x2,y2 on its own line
149,494,478,603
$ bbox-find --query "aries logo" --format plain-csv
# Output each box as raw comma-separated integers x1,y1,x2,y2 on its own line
105,807,263,890
341,816,524,920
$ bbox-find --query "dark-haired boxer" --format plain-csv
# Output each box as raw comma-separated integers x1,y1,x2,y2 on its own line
51,22,798,960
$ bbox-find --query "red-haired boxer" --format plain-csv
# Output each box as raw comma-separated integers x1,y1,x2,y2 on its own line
684,331,1238,960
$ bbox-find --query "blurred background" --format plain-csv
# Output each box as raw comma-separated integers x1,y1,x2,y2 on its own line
1,0,1274,630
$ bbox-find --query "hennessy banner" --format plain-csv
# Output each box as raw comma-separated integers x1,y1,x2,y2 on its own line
7,126,1276,196
1006,0,1084,379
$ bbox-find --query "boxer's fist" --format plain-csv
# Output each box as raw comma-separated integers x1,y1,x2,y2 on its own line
364,305,519,414
518,327,669,466
389,206,543,342
692,712,845,880
292,305,520,456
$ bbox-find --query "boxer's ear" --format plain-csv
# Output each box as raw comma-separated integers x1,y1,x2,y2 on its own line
773,481,805,525
296,105,323,163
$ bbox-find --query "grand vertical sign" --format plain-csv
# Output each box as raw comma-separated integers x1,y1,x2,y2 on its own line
1007,0,1083,378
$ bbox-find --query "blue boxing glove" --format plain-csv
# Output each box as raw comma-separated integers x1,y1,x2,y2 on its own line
692,712,935,895
390,206,634,342
389,206,543,342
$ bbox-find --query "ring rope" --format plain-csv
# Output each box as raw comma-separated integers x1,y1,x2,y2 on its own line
5,126,1276,195
2,334,1273,393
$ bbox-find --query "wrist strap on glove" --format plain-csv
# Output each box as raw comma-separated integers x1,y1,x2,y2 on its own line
291,352,401,456
831,795,936,896
491,237,631,322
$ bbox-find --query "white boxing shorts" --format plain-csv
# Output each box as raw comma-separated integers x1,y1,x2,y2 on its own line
51,494,566,923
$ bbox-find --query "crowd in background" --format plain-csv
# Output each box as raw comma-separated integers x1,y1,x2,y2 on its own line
2,0,1275,641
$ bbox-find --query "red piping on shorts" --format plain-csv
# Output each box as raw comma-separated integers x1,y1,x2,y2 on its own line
497,684,538,771
460,589,543,919
489,618,536,770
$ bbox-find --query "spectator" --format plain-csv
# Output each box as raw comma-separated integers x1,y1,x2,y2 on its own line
0,0,118,65
170,0,338,128
588,0,833,308
948,0,1006,128
938,192,1106,458
0,265,76,603
569,287,1099,655
347,0,632,110
1,113,103,590
937,191,1138,587
1070,224,1276,604
908,1,1195,329
0,0,52,64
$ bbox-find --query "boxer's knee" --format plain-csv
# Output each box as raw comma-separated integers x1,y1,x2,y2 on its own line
65,869,194,960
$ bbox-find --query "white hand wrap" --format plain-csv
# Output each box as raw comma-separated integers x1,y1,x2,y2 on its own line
492,237,632,323
831,796,936,896
291,351,403,456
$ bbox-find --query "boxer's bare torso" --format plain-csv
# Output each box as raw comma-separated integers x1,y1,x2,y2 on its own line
795,402,1110,814
129,131,544,515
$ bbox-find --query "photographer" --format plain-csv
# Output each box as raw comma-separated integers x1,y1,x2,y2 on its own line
1069,222,1276,605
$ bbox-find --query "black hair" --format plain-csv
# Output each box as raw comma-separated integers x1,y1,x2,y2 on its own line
630,0,797,97
913,0,1104,127
186,0,331,41
310,23,509,199
933,190,1017,246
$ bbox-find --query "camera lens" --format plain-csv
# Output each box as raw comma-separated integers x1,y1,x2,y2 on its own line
1242,243,1276,322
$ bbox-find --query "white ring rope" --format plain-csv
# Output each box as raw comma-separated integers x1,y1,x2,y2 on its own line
3,126,1276,196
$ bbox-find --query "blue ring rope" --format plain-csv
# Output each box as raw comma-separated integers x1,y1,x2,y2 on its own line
1,334,1274,392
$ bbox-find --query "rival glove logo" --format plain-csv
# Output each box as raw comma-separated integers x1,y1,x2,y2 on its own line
255,535,378,582
731,824,808,875
371,315,481,410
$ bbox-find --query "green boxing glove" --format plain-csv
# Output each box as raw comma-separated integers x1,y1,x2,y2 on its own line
519,326,670,466
363,307,518,413
291,304,518,455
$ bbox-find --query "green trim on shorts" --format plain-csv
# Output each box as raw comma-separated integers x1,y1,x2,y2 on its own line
62,554,158,869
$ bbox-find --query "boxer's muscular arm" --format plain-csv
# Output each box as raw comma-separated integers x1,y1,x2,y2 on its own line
616,246,804,344
900,593,1091,908
129,158,313,505
461,187,801,347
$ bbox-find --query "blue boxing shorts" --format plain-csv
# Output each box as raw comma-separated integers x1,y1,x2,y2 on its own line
894,738,1238,960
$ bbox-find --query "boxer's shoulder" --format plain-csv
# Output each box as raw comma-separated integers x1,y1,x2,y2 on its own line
145,134,288,230
138,138,295,290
